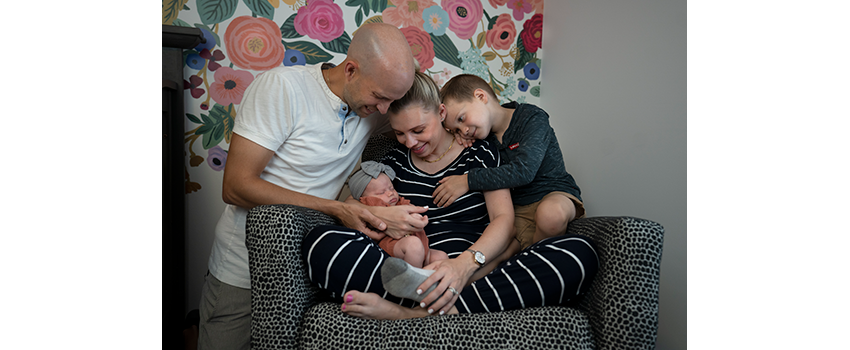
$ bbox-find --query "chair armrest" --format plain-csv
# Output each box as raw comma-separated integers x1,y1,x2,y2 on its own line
569,216,664,350
246,204,338,350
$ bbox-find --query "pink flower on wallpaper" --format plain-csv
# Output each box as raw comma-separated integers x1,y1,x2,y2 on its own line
520,13,543,53
442,0,483,40
488,0,508,8
402,26,435,71
528,0,544,14
209,67,255,107
293,0,345,42
224,16,286,71
383,0,437,29
485,13,516,50
507,0,533,21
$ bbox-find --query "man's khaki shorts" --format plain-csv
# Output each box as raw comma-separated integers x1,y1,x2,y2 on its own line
513,191,586,249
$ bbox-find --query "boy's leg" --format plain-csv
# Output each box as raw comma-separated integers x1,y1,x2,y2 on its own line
532,192,578,245
394,236,426,268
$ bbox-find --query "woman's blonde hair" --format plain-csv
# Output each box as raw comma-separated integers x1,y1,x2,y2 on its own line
388,71,441,115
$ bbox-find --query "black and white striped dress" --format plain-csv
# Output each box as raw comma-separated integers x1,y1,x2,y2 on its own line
302,140,599,312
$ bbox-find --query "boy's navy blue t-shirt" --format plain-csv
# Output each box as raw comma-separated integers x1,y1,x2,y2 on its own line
467,102,582,206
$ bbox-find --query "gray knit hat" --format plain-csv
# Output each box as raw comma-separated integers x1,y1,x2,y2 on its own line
349,161,396,200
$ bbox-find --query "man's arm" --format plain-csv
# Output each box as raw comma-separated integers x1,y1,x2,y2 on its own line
222,133,425,236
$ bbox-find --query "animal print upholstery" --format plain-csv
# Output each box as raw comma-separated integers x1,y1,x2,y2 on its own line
247,204,663,350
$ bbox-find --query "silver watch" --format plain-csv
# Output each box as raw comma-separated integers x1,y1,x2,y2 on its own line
465,249,485,267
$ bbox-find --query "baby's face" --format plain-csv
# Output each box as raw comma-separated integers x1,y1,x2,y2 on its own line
363,173,399,205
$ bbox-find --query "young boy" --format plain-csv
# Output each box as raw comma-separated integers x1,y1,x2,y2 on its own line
434,74,585,250
349,161,448,268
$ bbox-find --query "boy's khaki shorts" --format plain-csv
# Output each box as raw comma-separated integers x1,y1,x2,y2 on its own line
513,191,586,250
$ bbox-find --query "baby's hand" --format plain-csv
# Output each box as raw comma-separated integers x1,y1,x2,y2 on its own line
453,132,474,148
432,175,469,207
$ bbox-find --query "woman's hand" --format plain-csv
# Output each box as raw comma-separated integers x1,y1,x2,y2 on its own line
432,174,469,207
415,252,478,315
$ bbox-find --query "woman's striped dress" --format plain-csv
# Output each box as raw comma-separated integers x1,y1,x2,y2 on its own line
302,140,599,313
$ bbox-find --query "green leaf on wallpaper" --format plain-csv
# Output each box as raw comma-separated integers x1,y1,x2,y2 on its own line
370,0,388,12
431,34,462,68
195,104,231,149
482,51,496,61
186,113,202,124
283,40,333,64
243,0,274,20
346,0,368,14
280,13,303,39
489,72,504,97
355,8,363,27
322,31,351,54
530,85,540,97
513,35,536,73
171,19,192,27
197,0,239,25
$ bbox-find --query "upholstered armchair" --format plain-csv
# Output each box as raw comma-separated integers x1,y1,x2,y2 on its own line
246,136,664,349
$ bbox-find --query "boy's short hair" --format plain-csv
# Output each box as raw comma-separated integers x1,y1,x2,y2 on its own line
439,74,498,104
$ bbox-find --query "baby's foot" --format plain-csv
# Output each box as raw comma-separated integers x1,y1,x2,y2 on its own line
381,257,437,302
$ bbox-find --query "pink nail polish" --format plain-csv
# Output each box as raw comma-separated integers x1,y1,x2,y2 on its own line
342,304,346,311
346,295,353,303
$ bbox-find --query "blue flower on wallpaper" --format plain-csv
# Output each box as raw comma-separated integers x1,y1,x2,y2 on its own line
195,27,217,52
458,46,489,81
524,62,540,80
283,49,306,66
518,79,529,92
501,76,517,98
422,6,450,36
186,53,206,70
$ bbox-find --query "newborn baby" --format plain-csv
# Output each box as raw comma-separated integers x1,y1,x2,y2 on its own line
349,161,448,268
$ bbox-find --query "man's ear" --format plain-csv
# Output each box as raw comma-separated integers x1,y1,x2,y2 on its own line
344,60,358,83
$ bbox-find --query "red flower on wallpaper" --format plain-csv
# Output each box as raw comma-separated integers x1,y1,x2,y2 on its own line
442,0,483,40
224,16,286,71
293,0,345,42
402,26,435,71
486,13,516,50
520,13,543,53
383,0,437,29
209,67,255,107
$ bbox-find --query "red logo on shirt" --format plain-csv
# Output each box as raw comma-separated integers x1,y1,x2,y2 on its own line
509,143,519,150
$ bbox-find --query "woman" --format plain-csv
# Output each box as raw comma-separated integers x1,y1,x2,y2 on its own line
302,72,598,319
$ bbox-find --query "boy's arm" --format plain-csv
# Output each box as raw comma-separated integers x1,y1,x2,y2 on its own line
467,114,552,191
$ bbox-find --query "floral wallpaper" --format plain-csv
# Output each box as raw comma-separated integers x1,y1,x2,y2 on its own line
163,0,545,195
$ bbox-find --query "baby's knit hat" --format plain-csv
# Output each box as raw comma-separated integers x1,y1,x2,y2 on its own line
349,161,396,200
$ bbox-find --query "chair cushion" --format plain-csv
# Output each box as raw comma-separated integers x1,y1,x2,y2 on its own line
298,302,595,350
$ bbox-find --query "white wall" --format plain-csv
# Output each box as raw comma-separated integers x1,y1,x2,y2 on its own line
540,1,686,349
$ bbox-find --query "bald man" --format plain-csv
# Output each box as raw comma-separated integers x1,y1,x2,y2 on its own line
198,23,425,350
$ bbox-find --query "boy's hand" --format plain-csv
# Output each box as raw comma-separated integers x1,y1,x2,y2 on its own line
453,132,474,148
432,175,469,207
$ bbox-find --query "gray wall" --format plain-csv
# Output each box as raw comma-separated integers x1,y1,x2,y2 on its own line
540,1,686,349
